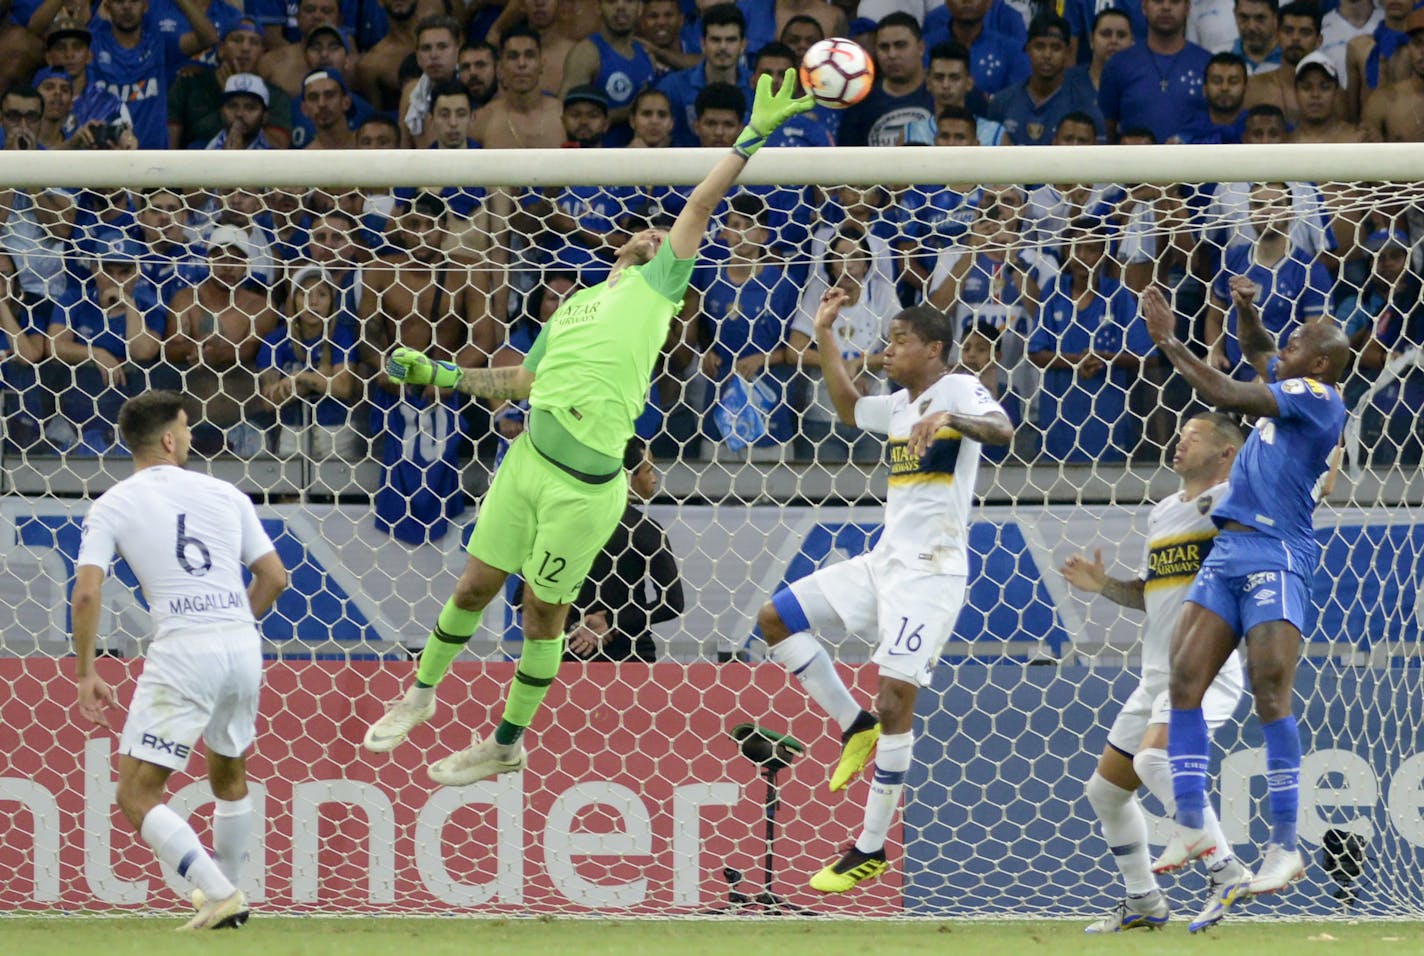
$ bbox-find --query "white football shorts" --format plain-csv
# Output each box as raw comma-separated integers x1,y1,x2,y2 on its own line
1106,669,1244,757
785,550,967,687
119,624,263,770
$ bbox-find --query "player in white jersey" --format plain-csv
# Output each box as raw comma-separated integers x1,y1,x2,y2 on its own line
1061,413,1249,934
72,391,288,931
757,290,1013,894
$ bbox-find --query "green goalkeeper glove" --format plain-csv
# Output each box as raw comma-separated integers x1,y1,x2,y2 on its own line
386,347,460,388
733,69,815,160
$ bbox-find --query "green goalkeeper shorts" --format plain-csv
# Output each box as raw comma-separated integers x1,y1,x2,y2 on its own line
465,434,628,605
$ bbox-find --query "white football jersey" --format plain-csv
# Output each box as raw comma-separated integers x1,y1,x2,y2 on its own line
77,465,276,643
854,372,1005,575
1136,481,1243,686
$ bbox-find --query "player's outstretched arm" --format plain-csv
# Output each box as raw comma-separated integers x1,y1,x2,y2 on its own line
667,70,813,259
1141,286,1279,419
811,287,863,426
1229,275,1277,380
1059,548,1146,610
387,346,534,401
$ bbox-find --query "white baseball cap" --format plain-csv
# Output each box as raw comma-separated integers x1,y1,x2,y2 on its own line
222,72,270,107
207,225,251,257
1294,50,1339,85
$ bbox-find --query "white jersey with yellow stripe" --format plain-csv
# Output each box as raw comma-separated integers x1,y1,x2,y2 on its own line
1136,481,1243,686
853,372,1006,576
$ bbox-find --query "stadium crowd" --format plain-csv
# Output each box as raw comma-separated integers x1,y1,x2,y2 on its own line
0,0,1422,473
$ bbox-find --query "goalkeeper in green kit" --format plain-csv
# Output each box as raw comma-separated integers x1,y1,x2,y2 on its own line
362,72,814,785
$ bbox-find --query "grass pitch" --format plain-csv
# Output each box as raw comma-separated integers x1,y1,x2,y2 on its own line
3,917,1421,956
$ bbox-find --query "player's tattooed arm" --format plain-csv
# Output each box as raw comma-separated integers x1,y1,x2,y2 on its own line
457,365,534,400
906,409,1013,455
1059,549,1146,610
1100,577,1148,611
944,410,1014,447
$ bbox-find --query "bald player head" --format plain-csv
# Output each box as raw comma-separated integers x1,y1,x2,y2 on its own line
1275,319,1351,384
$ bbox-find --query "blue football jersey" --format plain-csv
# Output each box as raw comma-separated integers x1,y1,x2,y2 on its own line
89,19,178,149
1212,358,1344,555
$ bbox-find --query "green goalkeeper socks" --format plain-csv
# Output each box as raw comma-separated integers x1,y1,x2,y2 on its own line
494,636,564,745
415,600,483,688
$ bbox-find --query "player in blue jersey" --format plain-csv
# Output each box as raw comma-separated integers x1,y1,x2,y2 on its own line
1140,278,1350,902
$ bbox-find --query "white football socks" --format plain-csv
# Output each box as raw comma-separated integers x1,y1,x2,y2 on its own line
768,632,860,730
141,804,236,901
855,731,914,855
1085,772,1157,896
212,795,255,887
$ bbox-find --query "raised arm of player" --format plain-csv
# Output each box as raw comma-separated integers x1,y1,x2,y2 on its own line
667,70,813,260
1141,286,1280,419
1060,547,1147,611
1228,275,1277,380
812,287,863,426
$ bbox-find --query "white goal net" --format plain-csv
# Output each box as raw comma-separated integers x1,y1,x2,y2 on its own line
1,147,1422,918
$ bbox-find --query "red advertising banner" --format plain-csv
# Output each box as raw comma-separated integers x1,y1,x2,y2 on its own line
0,659,902,914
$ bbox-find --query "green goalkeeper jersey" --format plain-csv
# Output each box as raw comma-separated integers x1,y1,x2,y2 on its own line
522,240,694,465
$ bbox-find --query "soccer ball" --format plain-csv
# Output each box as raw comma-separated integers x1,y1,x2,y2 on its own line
798,38,875,110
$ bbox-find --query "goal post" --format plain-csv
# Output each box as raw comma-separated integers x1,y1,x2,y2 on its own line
0,145,1421,918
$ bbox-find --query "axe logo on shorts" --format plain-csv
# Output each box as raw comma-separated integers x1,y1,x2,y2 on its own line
140,733,192,759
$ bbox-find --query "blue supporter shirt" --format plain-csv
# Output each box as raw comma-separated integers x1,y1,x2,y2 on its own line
50,280,165,362
924,1,1030,48
257,322,359,426
766,109,834,147
135,241,206,305
552,184,644,237
68,70,127,132
251,0,383,47
1098,41,1211,142
987,70,1104,145
1028,273,1150,461
1177,112,1245,144
836,82,935,146
89,18,180,149
922,24,1031,97
680,0,776,55
886,185,981,250
1212,357,1345,555
590,34,657,113
655,62,754,147
1062,0,1148,64
1211,245,1330,373
694,262,798,364
146,0,244,80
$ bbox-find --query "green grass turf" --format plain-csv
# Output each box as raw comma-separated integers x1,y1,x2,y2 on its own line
2,918,1422,956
